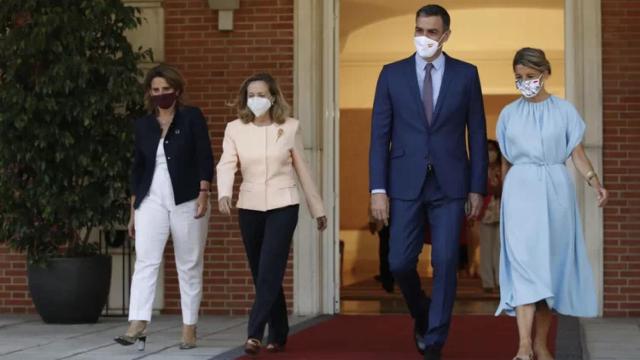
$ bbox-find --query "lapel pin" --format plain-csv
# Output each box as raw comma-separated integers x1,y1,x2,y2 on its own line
276,128,284,141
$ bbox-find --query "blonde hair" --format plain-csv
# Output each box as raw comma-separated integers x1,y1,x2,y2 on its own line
513,47,552,75
142,64,186,113
232,73,290,124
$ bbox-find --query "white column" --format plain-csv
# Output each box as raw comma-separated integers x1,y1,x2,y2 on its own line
564,0,604,316
321,0,340,315
293,0,339,315
293,0,323,315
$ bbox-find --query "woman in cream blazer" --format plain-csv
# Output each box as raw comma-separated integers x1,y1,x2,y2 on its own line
216,73,326,355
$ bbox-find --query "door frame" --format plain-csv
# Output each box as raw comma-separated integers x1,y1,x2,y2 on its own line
293,0,604,316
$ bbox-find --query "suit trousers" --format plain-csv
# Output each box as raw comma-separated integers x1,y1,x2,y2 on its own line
238,205,299,344
388,170,465,349
129,162,209,325
378,225,393,283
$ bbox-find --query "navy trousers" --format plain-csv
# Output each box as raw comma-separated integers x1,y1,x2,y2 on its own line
388,170,465,348
238,205,299,345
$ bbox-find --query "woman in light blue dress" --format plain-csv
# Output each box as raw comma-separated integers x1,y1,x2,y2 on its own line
496,48,609,360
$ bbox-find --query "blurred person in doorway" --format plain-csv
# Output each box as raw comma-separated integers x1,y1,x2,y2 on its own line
478,140,502,293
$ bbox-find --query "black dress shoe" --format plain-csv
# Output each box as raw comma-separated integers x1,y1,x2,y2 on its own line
413,315,428,355
424,346,442,360
414,296,432,354
414,329,426,355
381,280,394,293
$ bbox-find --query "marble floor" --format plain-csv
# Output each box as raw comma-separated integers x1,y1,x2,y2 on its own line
340,275,500,315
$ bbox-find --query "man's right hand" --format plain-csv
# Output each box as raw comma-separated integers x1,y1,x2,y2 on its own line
370,193,389,226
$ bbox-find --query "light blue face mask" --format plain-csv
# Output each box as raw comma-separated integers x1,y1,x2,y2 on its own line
515,75,544,98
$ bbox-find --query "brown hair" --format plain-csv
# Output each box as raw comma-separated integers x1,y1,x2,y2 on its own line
512,47,552,75
142,64,186,113
232,73,290,124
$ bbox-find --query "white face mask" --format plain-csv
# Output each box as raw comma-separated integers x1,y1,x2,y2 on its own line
247,96,272,117
414,34,445,59
515,75,544,98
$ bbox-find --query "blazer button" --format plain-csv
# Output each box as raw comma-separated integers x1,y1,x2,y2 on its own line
165,140,169,144
167,156,171,160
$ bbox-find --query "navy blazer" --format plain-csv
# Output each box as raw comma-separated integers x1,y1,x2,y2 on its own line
130,105,214,209
369,53,488,200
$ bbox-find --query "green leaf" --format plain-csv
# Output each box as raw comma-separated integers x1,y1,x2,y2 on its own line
0,0,148,263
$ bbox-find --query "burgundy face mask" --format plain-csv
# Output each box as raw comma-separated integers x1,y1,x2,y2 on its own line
151,92,177,109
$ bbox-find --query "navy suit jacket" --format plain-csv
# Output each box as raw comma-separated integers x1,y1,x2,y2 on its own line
130,105,214,209
369,53,488,200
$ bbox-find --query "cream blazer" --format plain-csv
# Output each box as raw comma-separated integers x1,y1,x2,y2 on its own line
216,117,325,218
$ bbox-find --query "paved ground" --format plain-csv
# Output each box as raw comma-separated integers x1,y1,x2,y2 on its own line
0,314,637,359
580,317,640,360
0,314,311,360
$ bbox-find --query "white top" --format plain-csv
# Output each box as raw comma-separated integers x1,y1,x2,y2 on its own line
155,139,167,168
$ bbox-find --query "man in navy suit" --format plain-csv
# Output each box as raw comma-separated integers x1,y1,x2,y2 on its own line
369,5,487,360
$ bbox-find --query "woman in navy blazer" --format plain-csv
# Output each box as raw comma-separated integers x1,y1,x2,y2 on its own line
115,64,213,351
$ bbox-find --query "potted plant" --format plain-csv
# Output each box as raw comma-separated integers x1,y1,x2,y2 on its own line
0,0,152,323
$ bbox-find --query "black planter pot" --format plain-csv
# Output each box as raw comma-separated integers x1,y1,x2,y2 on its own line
27,255,112,324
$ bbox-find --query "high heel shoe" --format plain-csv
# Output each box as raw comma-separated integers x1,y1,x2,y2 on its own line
265,342,285,353
114,320,148,351
179,324,197,350
244,338,261,356
114,333,147,351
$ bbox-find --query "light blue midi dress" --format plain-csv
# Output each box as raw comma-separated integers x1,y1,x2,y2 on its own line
495,95,597,317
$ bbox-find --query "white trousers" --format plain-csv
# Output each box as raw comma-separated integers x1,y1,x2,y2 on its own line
128,163,209,325
479,223,500,289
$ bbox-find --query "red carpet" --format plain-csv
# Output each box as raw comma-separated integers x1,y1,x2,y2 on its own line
236,315,556,359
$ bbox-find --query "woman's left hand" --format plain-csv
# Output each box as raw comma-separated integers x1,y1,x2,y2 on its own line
316,216,328,231
595,185,609,208
195,192,209,219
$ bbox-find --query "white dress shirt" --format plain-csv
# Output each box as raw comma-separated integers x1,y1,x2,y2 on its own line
416,52,445,107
